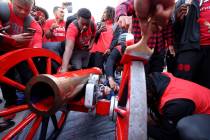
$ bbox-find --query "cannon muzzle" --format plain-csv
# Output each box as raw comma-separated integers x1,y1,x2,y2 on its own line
25,68,102,116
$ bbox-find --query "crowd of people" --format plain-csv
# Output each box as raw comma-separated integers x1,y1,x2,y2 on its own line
0,0,210,139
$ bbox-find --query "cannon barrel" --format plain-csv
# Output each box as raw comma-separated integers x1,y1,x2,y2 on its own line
25,68,102,116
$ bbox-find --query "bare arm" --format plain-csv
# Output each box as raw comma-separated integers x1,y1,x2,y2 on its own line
134,0,151,21
45,23,59,39
60,39,75,72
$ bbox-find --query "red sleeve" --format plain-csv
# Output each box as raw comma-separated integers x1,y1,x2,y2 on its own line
115,0,134,20
30,20,42,48
66,23,79,42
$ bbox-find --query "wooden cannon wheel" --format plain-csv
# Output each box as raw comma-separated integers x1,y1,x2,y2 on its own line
115,58,147,140
0,48,68,140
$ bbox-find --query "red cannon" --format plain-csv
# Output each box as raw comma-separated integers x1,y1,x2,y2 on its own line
0,48,148,140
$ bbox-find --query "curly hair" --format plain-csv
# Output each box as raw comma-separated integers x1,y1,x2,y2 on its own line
77,8,91,19
101,6,115,22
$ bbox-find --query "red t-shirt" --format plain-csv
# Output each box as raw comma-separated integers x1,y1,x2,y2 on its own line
90,20,113,53
43,19,66,42
3,3,42,49
66,21,96,49
200,0,210,46
159,73,210,115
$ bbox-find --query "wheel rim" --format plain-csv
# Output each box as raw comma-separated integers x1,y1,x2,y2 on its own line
115,61,147,140
0,48,69,140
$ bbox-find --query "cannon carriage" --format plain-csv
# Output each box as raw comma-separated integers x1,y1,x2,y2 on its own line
0,48,148,140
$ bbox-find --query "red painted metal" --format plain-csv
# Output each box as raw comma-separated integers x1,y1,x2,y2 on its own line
0,76,25,91
0,47,147,139
0,48,62,91
0,104,29,117
121,54,148,64
0,48,62,76
68,98,89,113
114,107,127,118
117,64,130,100
96,99,111,116
25,116,42,140
27,58,39,76
115,62,131,140
0,48,66,139
58,111,68,128
46,57,52,74
2,113,37,140
25,68,102,116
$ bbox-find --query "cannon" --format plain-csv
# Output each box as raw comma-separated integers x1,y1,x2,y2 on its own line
0,48,148,140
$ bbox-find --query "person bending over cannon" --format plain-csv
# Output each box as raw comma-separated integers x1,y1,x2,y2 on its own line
146,72,210,140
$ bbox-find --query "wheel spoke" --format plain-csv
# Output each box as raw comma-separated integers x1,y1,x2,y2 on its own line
51,115,58,130
2,113,37,140
27,58,39,76
0,76,25,91
39,116,50,140
47,111,68,140
26,116,43,140
46,58,52,74
0,104,29,117
58,111,68,128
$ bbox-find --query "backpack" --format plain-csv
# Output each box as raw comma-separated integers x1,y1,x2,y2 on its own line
0,2,33,32
65,15,95,37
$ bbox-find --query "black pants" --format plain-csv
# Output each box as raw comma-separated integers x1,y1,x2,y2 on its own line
174,50,201,82
1,62,33,106
104,48,121,78
148,99,195,140
174,47,210,89
177,114,210,140
146,49,166,74
89,52,106,70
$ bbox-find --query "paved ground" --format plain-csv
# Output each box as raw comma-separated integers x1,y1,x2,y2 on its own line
0,89,115,140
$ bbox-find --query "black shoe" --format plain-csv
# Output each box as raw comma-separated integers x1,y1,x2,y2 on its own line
0,120,15,132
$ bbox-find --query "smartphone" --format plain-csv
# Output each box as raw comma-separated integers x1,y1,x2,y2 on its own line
0,25,10,33
27,28,36,34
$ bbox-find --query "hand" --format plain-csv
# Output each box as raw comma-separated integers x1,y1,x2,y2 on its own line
104,86,112,95
104,49,110,55
175,4,190,21
118,16,132,30
203,21,210,33
11,33,33,42
168,45,175,56
108,77,119,91
50,23,59,31
98,23,107,32
59,67,68,73
11,33,33,48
